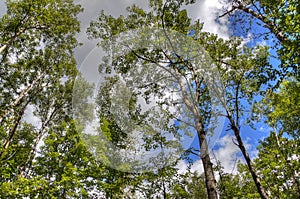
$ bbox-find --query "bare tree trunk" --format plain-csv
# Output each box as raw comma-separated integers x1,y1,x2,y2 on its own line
20,128,45,177
220,97,269,199
20,102,60,177
197,121,218,199
162,179,167,199
174,67,218,199
0,44,7,54
215,72,269,199
231,125,269,199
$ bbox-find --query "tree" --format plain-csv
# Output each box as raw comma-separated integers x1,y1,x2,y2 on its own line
218,132,300,199
218,1,297,198
251,79,300,198
217,161,261,199
255,132,300,198
0,0,82,159
220,0,300,78
218,45,271,199
192,18,272,199
263,80,300,137
0,0,102,198
220,0,300,138
87,1,220,198
87,0,275,198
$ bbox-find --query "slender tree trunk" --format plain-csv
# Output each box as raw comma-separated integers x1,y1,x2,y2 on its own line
20,105,58,177
196,121,218,199
20,128,45,177
0,44,7,54
0,101,29,160
174,69,218,199
162,179,167,199
218,78,269,199
231,125,269,199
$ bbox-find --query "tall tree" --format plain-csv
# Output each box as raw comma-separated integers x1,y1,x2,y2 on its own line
87,0,274,198
0,0,105,198
203,32,272,199
220,2,300,198
87,1,220,198
0,0,82,159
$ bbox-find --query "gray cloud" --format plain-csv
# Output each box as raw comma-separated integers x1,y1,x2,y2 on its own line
74,0,230,68
0,0,6,18
74,0,150,67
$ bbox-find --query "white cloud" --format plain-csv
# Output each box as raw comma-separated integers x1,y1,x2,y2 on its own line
213,135,241,173
176,158,204,175
23,104,42,129
190,159,205,174
183,0,230,39
177,134,255,175
176,135,245,175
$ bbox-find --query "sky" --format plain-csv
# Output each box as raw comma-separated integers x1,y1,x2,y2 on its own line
0,1,6,18
73,0,230,68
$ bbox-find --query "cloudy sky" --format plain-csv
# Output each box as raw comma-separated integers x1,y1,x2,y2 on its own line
74,0,230,69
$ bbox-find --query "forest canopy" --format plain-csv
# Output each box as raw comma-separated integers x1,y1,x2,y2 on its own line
0,0,299,198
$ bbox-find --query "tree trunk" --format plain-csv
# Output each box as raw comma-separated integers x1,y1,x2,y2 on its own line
175,69,218,199
232,125,269,199
196,121,218,199
0,44,7,54
0,102,29,160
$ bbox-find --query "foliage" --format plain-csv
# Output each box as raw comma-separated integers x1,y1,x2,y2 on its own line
217,162,260,199
255,132,300,198
264,80,300,137
87,1,224,198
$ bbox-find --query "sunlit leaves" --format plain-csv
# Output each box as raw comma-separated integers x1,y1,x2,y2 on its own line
265,80,300,137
